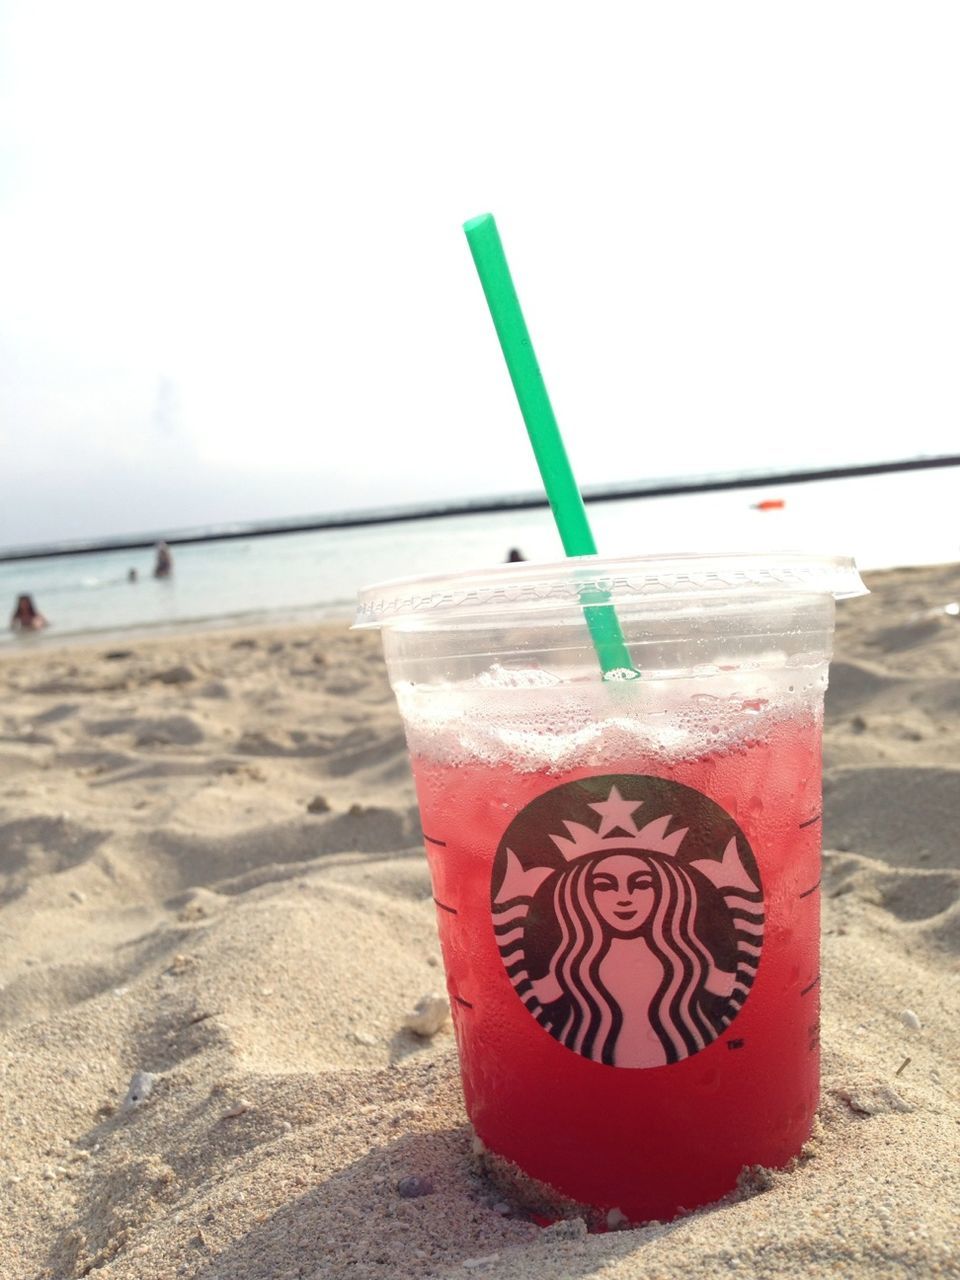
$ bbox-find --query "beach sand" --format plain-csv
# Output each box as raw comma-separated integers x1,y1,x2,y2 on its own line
1,562,958,1279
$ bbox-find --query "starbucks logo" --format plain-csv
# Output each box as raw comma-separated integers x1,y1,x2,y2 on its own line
491,776,764,1068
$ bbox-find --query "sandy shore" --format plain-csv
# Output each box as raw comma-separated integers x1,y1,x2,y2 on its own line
1,563,958,1279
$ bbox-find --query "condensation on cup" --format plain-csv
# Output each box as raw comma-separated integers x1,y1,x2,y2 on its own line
355,551,867,1227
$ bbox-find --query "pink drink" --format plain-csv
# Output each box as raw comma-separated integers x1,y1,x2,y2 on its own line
410,710,823,1224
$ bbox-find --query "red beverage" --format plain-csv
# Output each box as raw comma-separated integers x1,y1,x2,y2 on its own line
357,551,864,1223
411,709,824,1224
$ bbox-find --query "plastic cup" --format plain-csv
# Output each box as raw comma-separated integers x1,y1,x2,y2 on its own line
355,550,866,1226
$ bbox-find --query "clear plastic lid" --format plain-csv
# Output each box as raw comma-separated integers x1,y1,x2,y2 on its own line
355,550,867,629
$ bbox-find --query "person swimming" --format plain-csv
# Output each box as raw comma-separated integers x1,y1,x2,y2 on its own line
153,541,173,578
10,594,48,632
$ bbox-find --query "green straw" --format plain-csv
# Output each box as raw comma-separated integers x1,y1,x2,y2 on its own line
463,212,637,678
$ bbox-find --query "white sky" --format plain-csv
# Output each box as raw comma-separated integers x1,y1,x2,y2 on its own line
1,1,958,546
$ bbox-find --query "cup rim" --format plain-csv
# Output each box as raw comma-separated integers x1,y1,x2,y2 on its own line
354,549,868,629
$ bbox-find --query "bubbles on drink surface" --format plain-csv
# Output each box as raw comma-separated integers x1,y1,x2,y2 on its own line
396,660,827,773
476,664,563,689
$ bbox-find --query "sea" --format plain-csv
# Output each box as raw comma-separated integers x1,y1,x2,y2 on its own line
1,467,957,649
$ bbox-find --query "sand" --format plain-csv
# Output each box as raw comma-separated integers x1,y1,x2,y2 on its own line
1,562,958,1279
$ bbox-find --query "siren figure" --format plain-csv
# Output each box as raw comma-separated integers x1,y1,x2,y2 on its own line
493,785,763,1068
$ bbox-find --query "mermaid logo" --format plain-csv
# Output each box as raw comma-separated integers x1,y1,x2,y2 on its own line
491,776,764,1068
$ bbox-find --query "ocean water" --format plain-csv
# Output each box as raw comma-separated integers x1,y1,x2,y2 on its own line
1,468,957,648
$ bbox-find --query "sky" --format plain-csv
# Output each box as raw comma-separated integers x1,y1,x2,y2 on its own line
1,1,958,548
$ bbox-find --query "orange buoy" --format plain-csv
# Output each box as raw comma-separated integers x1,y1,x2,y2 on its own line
752,499,785,511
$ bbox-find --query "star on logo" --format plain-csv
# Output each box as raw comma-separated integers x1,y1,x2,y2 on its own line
588,785,643,836
547,784,688,862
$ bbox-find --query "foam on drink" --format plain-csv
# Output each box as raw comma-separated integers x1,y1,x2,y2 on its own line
395,655,829,773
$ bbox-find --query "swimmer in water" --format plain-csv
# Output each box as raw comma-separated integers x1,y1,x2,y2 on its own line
10,594,48,632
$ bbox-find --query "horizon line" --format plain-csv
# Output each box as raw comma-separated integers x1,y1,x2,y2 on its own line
2,452,958,564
